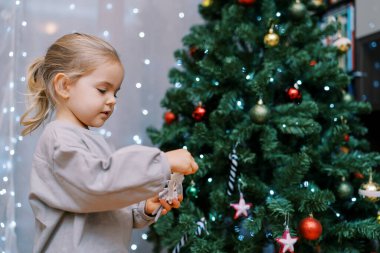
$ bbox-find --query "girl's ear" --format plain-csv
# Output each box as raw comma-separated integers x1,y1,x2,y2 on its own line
53,73,71,99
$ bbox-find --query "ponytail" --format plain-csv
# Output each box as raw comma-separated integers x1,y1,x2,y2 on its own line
20,57,53,136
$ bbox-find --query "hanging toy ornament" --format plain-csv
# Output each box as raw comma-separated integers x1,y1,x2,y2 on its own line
250,99,270,124
276,227,298,253
227,143,239,196
164,111,176,125
286,83,302,104
276,214,298,253
309,0,324,9
264,25,280,47
342,90,353,103
353,171,365,179
172,218,209,253
238,0,256,5
299,215,322,240
186,180,199,199
309,60,317,67
333,34,352,54
189,45,205,61
358,170,380,202
201,0,213,7
192,102,206,121
230,192,252,219
289,0,307,20
336,177,354,199
340,146,349,154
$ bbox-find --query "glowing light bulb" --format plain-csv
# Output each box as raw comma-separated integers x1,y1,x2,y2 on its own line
133,135,142,145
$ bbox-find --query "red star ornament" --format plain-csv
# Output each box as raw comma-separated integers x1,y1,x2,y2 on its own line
275,227,298,253
230,194,252,219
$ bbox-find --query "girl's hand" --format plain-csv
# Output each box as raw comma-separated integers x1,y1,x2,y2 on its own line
145,194,183,216
165,149,199,175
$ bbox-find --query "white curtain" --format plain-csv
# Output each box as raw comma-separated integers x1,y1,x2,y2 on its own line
0,1,201,252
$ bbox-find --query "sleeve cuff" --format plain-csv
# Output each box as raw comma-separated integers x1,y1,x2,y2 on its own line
138,200,156,221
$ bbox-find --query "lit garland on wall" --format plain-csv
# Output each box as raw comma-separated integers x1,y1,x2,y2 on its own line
0,0,22,252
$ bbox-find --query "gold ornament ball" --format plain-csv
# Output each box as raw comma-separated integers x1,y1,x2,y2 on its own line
343,92,353,102
264,29,280,47
358,181,380,202
310,0,324,8
333,37,352,54
201,0,213,7
337,44,351,53
377,211,380,224
337,181,354,199
289,1,307,20
250,99,269,124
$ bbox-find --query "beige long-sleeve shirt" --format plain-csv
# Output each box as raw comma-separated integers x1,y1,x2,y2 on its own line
29,120,170,253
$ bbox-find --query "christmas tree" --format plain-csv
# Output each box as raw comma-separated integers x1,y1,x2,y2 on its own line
147,0,380,252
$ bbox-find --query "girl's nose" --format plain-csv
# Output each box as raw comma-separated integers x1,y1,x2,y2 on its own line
106,95,116,105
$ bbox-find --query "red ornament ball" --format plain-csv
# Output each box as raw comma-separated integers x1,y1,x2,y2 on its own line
164,111,176,125
192,105,206,121
189,46,205,60
309,60,317,66
299,217,322,240
286,87,302,103
344,134,350,142
238,0,256,4
353,171,365,179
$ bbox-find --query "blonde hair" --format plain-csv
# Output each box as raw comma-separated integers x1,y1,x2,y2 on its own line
20,33,121,136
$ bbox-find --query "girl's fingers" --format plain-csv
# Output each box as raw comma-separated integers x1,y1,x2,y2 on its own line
172,199,181,209
159,199,172,212
191,160,199,173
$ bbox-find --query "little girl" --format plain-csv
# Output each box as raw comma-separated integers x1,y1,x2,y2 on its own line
21,33,198,253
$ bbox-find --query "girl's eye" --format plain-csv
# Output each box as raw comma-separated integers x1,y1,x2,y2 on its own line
97,88,106,94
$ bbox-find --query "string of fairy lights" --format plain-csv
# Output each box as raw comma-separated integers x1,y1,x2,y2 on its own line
1,1,22,252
